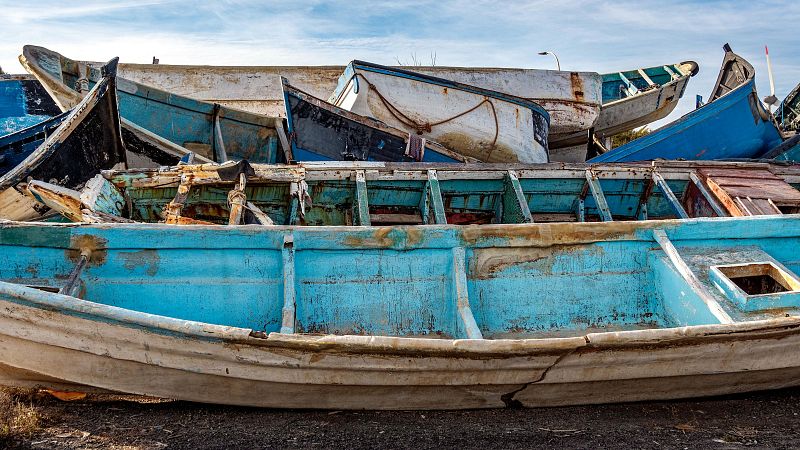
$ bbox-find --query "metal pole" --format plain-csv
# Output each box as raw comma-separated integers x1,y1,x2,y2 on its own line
538,51,561,71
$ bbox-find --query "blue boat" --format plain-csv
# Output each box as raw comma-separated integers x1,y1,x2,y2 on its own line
590,45,783,163
21,45,283,164
282,78,471,163
0,74,60,135
2,198,800,408
0,59,127,221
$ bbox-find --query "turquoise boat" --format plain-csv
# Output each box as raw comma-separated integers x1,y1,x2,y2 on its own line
0,74,61,135
2,201,800,408
590,45,783,163
20,45,284,164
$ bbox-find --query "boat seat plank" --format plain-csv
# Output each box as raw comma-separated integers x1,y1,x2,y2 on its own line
652,171,689,219
451,247,482,340
420,170,446,225
585,169,613,221
500,170,533,224
280,235,296,334
354,170,370,226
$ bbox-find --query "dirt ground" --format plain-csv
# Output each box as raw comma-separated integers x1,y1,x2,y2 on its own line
3,386,800,449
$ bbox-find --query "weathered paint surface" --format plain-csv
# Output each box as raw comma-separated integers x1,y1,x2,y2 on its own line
0,59,126,221
331,61,550,163
20,46,280,164
0,215,799,408
777,80,799,133
47,160,800,226
591,49,781,163
0,75,60,136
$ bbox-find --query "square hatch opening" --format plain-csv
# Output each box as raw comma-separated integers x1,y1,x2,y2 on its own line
715,262,799,296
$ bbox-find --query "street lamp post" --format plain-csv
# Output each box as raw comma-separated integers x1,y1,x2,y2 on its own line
538,51,561,71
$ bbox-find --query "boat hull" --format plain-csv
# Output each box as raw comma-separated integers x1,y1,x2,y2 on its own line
332,62,550,163
2,279,800,409
0,75,60,136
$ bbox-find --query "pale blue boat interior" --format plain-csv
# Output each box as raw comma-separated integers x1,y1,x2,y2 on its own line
69,73,281,163
2,217,800,340
601,64,686,103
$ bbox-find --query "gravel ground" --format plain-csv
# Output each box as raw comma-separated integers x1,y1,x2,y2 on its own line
4,386,800,449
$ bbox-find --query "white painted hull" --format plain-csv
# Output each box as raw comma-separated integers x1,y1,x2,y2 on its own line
333,66,549,163
2,292,800,409
112,63,600,148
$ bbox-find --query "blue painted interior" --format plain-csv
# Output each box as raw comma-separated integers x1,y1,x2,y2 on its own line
0,80,53,136
2,216,799,339
591,78,783,162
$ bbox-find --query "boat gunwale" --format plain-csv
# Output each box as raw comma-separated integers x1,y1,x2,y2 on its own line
2,277,800,359
600,61,696,108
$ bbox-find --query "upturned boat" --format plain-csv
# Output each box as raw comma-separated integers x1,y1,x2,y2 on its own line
0,59,127,221
1,74,60,135
20,45,282,164
590,45,783,163
2,189,800,408
328,61,551,163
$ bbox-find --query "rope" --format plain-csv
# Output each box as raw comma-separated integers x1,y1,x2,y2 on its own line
227,189,247,209
351,73,499,152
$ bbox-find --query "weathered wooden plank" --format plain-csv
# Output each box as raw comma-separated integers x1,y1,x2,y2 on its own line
246,202,274,225
420,170,447,225
500,170,533,224
585,169,613,221
451,247,483,340
653,171,688,219
227,173,247,225
688,172,727,217
164,174,193,224
280,234,296,334
354,170,371,226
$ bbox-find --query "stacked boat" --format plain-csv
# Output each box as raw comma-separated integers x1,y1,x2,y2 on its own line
1,43,800,410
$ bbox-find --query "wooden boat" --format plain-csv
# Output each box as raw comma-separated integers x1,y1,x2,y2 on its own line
20,45,281,164
25,159,800,227
590,45,783,163
282,79,470,163
777,81,799,133
328,61,550,163
3,180,800,408
1,74,60,135
0,59,127,221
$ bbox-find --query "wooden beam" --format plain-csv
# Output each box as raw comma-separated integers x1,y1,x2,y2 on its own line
274,118,294,162
420,170,446,224
280,234,296,334
500,170,533,223
452,247,483,339
354,170,371,226
652,171,689,219
246,202,274,225
212,105,228,163
164,174,193,224
228,173,247,225
59,253,89,298
653,230,732,324
585,169,613,221
688,172,727,216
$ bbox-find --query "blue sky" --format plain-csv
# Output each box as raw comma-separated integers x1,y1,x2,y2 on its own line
2,0,798,125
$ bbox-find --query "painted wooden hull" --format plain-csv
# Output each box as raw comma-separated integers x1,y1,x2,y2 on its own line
2,215,800,409
330,61,550,163
0,59,127,221
282,79,468,163
20,45,279,164
778,81,799,133
27,159,800,228
0,74,61,136
590,46,782,163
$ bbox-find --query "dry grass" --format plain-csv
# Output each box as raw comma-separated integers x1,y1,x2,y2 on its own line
0,388,43,445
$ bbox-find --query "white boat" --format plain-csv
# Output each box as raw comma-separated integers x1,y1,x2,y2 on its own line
328,61,551,163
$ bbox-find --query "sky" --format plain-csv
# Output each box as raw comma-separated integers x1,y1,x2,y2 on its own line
2,0,799,126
